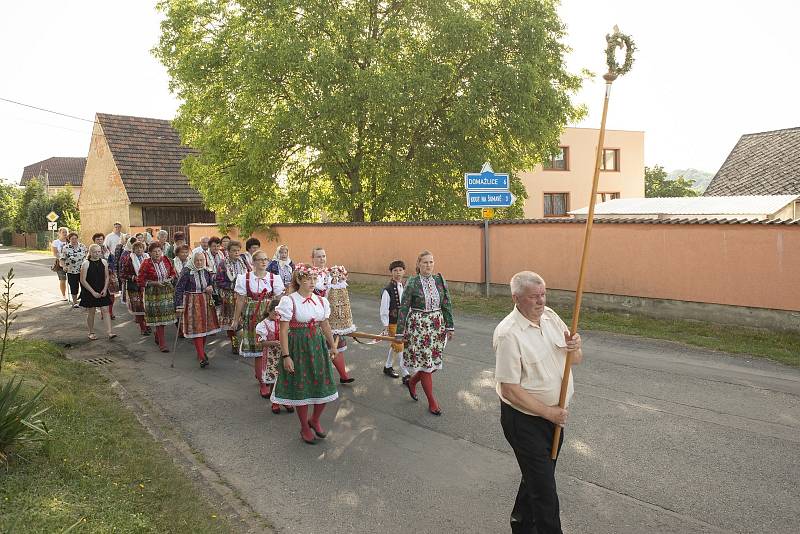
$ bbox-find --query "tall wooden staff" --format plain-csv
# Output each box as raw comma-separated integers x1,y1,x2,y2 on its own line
551,27,636,460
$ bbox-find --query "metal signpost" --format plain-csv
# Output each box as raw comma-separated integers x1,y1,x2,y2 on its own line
46,211,59,244
465,162,514,296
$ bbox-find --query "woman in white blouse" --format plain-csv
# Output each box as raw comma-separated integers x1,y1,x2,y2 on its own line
270,264,339,445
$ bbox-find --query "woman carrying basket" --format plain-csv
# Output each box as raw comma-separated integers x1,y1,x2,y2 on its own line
137,242,177,352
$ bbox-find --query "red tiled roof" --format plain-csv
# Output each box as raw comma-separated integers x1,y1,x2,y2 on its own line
20,157,86,187
97,113,203,204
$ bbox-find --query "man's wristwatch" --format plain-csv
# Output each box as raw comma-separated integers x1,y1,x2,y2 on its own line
281,354,291,359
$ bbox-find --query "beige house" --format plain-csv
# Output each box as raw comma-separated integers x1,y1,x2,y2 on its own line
519,127,645,218
78,113,215,242
19,157,85,199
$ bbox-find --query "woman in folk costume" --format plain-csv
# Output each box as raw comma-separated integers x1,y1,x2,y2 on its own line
230,249,285,394
175,251,221,368
255,298,294,414
120,240,149,335
395,251,454,416
241,237,261,272
310,247,354,383
216,240,248,353
271,264,339,444
267,244,295,288
137,242,178,353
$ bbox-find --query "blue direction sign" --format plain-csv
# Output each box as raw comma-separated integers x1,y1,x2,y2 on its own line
464,162,509,191
467,191,516,208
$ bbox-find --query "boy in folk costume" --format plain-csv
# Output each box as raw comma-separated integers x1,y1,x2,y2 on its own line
311,247,354,383
255,298,294,414
380,260,410,382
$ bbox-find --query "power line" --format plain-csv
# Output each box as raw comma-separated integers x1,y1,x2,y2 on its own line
0,96,98,124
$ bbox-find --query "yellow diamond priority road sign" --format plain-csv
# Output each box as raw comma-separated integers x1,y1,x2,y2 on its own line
46,211,59,223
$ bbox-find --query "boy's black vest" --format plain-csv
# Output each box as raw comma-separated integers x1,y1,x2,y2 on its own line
384,281,402,324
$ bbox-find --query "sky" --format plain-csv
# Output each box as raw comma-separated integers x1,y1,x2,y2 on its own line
1,0,798,184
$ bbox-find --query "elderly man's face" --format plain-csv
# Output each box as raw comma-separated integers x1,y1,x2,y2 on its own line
312,249,326,268
513,283,547,321
200,237,209,250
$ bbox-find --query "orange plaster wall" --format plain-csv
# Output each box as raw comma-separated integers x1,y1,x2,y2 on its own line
189,222,800,311
489,223,800,311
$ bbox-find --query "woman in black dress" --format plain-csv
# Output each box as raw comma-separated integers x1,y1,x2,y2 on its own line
80,244,116,340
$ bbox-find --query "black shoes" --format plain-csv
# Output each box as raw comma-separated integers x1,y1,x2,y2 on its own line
200,356,209,368
383,366,400,378
402,376,410,385
339,377,355,384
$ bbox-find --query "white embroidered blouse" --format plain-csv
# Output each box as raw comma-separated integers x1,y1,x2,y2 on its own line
276,292,331,323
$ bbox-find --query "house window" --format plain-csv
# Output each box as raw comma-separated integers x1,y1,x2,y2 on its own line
601,148,620,171
596,192,620,203
543,147,569,170
544,193,570,216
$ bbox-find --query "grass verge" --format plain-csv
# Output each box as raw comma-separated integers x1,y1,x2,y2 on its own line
0,339,232,533
348,281,799,367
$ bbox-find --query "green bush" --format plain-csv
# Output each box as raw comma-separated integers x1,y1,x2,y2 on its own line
0,377,49,465
0,228,11,246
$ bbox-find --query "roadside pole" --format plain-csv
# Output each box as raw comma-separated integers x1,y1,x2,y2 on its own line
465,163,512,298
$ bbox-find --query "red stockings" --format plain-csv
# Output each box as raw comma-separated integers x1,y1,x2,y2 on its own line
413,371,439,413
332,352,351,380
155,325,167,350
192,337,206,361
295,405,314,441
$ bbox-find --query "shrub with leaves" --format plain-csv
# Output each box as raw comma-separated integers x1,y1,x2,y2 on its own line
0,268,50,465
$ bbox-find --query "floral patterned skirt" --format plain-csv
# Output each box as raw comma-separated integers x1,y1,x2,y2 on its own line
180,292,221,339
260,344,281,385
218,288,237,330
239,297,269,358
403,309,446,373
271,325,338,406
143,284,175,327
107,273,119,294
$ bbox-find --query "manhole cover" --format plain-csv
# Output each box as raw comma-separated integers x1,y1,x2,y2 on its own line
84,357,115,366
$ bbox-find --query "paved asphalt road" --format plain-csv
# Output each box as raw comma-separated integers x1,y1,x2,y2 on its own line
5,247,799,534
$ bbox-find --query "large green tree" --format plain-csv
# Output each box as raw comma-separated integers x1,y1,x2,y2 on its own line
645,165,698,198
155,0,583,229
0,181,21,229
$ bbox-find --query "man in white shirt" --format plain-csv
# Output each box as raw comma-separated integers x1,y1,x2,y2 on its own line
103,222,124,254
379,260,409,381
494,271,582,534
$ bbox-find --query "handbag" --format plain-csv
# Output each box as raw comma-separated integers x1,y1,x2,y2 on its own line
51,258,63,272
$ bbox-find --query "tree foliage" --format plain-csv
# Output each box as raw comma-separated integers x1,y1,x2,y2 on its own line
13,179,79,233
0,182,21,230
645,165,698,198
155,0,584,229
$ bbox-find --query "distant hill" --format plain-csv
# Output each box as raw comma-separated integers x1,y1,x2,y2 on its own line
667,168,715,193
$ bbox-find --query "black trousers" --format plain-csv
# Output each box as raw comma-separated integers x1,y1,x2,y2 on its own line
66,272,81,296
500,401,564,534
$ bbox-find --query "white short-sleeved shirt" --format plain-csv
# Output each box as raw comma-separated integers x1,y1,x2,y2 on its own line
103,232,123,254
493,306,573,413
52,239,65,254
255,317,279,342
276,292,331,323
234,271,285,297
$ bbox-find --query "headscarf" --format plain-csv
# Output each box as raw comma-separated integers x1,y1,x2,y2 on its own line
186,251,211,290
272,244,292,268
187,250,211,273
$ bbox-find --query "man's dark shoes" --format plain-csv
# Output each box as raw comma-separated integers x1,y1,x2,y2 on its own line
383,366,400,378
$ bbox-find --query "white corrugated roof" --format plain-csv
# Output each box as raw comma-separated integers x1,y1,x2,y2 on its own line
569,195,799,215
